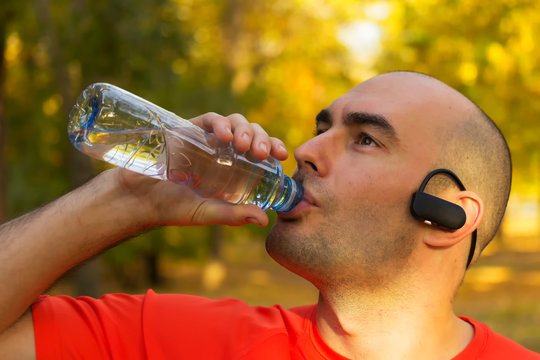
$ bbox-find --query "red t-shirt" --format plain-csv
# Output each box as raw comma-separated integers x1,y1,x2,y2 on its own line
32,290,539,359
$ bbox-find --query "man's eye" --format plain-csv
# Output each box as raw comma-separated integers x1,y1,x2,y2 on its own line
356,133,377,146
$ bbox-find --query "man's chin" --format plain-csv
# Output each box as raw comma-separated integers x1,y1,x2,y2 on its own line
266,217,302,246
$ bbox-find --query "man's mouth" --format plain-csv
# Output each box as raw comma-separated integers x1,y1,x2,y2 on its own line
277,188,317,219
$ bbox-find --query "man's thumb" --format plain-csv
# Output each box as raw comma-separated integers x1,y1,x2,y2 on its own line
189,200,268,227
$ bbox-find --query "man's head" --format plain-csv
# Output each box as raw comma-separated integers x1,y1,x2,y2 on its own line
266,71,511,293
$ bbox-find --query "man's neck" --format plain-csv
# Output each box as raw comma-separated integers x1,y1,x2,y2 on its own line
315,287,474,360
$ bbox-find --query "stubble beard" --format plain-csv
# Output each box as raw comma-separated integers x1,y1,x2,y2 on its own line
266,185,417,294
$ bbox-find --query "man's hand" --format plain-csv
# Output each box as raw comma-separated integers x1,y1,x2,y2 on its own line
112,112,289,228
190,112,288,161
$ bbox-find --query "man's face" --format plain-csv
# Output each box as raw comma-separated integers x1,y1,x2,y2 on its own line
266,74,457,290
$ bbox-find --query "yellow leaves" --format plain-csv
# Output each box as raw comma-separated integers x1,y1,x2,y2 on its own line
194,27,212,45
298,0,335,20
464,266,513,292
40,94,64,167
286,128,305,151
458,62,478,86
202,260,227,291
190,27,220,64
42,94,63,117
502,192,540,241
258,31,284,58
43,127,60,145
523,73,540,96
337,21,383,64
364,2,392,21
486,42,515,78
231,69,252,94
4,32,22,64
512,24,535,54
171,58,188,75
163,226,183,247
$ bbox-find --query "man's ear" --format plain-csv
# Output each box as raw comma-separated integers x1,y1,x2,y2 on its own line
423,191,484,248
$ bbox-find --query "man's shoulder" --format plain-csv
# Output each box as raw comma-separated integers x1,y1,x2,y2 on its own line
142,292,319,358
145,290,315,320
459,316,540,359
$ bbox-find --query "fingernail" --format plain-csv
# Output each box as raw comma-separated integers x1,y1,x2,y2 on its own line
278,144,287,152
259,142,268,153
246,217,261,226
242,132,250,142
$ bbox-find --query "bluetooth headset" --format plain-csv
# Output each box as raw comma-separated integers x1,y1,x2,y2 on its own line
410,169,477,269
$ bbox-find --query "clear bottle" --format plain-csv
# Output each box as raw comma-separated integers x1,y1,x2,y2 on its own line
68,83,303,212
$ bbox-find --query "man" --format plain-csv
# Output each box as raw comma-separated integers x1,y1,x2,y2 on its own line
0,72,537,359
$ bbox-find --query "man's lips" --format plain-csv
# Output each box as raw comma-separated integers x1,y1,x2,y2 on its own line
302,189,317,207
277,189,317,219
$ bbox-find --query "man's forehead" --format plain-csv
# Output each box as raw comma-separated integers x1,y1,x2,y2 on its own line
350,73,469,112
316,73,470,155
325,73,468,128
352,72,445,93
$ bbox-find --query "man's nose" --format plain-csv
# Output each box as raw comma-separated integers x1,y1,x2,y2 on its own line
294,132,335,177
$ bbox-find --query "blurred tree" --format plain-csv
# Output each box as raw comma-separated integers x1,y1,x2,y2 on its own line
0,3,10,221
2,0,369,292
33,0,100,297
2,0,192,292
371,0,540,189
0,0,19,222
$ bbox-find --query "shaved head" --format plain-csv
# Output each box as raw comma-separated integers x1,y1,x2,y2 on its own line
388,71,512,257
436,101,511,253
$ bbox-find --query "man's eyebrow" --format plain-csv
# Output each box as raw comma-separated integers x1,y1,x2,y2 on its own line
316,109,398,142
344,112,398,140
315,109,332,126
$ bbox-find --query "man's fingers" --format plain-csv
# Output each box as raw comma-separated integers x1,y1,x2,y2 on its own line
269,137,289,161
189,200,269,227
188,112,288,161
246,123,271,160
229,113,254,153
190,112,234,143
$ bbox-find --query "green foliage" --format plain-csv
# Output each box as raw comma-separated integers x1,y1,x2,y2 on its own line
2,0,538,287
1,0,358,280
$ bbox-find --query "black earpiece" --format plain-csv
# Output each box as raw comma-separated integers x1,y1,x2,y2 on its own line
410,191,466,230
410,169,477,268
410,169,466,230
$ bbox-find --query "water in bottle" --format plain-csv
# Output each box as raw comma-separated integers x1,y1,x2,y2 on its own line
68,83,303,212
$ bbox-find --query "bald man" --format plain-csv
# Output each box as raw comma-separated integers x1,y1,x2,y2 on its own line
0,72,537,359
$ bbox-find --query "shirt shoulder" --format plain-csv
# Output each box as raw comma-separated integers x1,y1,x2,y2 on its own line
142,291,321,359
32,292,147,359
32,291,336,360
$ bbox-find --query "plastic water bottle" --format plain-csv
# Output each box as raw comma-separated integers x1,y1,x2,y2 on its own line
68,83,303,212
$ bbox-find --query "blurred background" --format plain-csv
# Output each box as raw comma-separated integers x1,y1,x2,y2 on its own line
1,0,539,352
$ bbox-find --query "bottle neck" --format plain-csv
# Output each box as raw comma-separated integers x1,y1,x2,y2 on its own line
271,175,303,212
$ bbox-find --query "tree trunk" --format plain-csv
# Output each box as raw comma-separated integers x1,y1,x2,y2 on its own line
0,3,14,223
202,225,227,291
0,13,7,223
209,225,224,260
146,239,161,286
